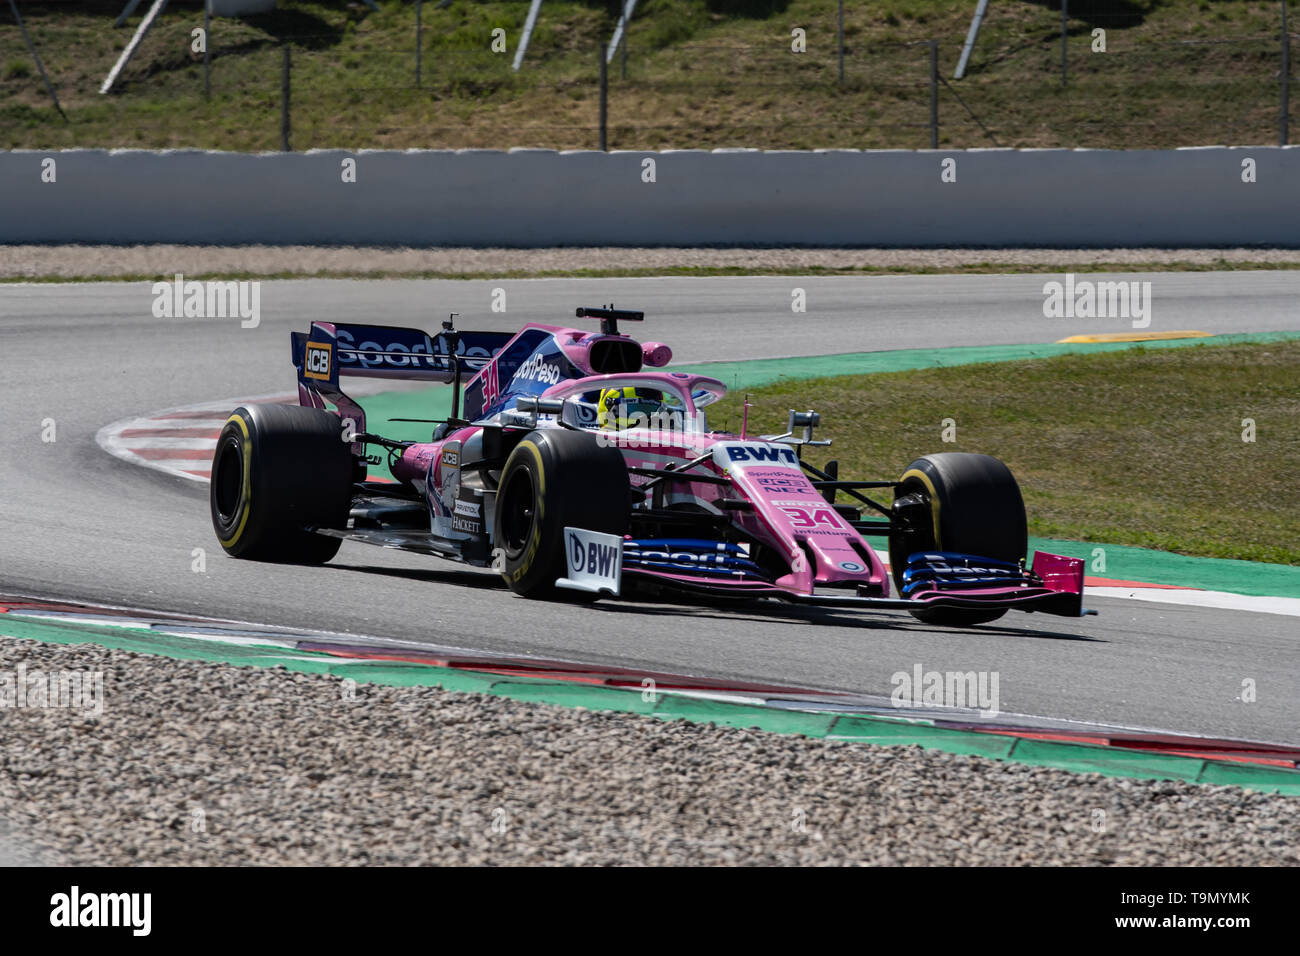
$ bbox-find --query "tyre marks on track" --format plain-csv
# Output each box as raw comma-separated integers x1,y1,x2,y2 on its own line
96,394,296,483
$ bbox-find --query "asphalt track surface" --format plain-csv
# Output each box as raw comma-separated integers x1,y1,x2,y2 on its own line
2,273,1298,744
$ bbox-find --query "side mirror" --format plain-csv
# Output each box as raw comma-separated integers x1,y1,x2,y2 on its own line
515,396,566,425
788,409,820,442
641,342,673,367
516,397,565,415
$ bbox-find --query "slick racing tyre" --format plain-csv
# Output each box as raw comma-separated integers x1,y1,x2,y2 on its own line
889,452,1027,627
210,404,353,564
493,429,629,599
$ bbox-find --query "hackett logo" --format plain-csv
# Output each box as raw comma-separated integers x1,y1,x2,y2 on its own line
49,885,152,936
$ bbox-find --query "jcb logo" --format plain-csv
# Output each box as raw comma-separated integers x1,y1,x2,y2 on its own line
305,344,332,380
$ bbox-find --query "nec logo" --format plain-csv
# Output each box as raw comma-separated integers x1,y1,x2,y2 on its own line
570,534,618,576
304,343,332,380
725,445,797,465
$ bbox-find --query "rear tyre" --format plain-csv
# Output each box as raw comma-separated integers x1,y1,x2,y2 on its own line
889,452,1027,627
493,429,629,599
210,404,353,564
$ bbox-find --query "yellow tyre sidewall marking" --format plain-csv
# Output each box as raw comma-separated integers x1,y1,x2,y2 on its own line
899,467,942,550
217,413,253,549
505,440,545,584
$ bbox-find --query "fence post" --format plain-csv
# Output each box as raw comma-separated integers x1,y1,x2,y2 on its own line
203,0,211,98
929,40,939,148
599,46,608,151
416,0,423,87
1061,0,1068,87
837,0,844,84
1283,1,1291,145
281,45,291,151
7,0,66,120
622,20,628,80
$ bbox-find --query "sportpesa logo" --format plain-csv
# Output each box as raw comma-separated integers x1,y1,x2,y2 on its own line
923,563,1018,578
335,329,494,369
514,353,563,385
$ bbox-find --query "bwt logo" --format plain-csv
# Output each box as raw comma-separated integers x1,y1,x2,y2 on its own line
570,535,618,576
726,445,798,464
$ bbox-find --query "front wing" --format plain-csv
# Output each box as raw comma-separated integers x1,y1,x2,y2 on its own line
559,532,1093,618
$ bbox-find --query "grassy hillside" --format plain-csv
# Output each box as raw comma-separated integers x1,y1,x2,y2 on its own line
1,0,1293,150
710,339,1300,565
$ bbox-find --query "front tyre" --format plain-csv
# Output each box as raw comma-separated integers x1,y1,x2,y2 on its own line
493,429,629,599
210,404,353,564
889,452,1027,627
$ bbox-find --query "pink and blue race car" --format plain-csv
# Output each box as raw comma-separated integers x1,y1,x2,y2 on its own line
209,307,1091,627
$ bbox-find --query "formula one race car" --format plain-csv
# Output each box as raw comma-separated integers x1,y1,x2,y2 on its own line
209,307,1091,626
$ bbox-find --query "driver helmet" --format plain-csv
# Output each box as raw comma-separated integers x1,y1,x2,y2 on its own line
599,386,665,430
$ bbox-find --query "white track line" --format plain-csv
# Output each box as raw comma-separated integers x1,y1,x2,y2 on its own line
1089,586,1300,618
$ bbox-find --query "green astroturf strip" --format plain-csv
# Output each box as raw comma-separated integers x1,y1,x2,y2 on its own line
3,613,1299,796
680,331,1300,391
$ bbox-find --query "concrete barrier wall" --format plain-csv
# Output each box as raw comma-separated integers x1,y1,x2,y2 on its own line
2,147,1297,246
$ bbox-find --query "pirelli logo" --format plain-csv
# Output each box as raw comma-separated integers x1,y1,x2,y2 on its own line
304,342,332,381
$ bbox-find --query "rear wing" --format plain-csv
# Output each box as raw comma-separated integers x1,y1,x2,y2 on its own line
291,322,510,387
291,321,511,449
